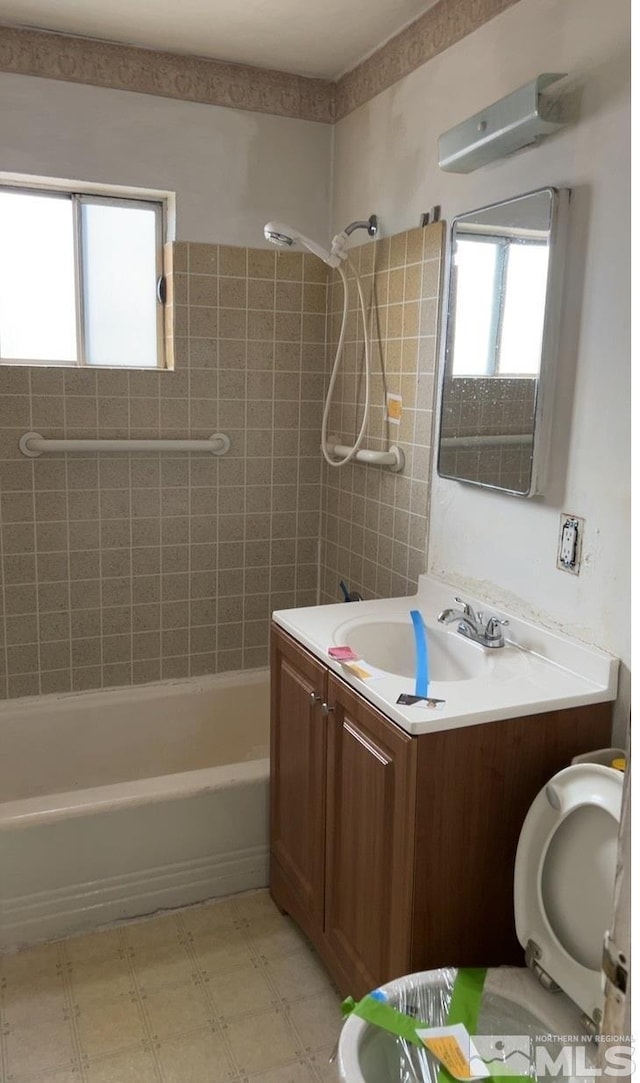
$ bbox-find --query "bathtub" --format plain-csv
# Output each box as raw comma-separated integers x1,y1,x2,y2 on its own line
0,669,270,950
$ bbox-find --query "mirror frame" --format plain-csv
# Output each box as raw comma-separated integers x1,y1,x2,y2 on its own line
437,186,570,497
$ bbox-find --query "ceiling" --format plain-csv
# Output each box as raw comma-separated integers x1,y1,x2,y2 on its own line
0,0,439,80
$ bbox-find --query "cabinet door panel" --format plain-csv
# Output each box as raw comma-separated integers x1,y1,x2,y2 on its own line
270,627,327,938
324,676,417,996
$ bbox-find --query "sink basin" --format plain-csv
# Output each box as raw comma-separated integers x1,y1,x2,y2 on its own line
335,619,489,682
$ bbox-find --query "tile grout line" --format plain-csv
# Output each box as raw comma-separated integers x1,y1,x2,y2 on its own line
267,256,278,620
173,906,243,1079
116,932,166,1082
240,249,250,670
0,963,8,1083
95,370,106,691
185,252,194,683
293,262,305,606
124,372,134,685
0,440,9,699
217,899,318,1077
61,394,74,693
27,370,43,697
212,244,221,677
156,325,163,684
56,937,89,1082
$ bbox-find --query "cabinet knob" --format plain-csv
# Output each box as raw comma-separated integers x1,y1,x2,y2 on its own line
309,692,322,705
321,702,334,716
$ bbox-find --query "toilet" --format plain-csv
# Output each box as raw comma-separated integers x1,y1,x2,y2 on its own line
337,754,624,1083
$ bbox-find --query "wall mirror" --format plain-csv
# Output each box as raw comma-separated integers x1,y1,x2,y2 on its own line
437,187,569,496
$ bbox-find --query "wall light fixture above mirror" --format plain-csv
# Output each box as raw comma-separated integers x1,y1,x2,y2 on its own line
438,74,567,174
437,187,570,497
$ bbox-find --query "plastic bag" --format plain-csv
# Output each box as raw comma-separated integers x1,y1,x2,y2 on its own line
338,967,597,1083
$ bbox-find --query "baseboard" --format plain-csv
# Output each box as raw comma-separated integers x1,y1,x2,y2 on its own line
1,844,269,950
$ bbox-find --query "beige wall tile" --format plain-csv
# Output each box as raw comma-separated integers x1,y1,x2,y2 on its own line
247,249,276,279
248,278,276,309
187,243,217,275
275,251,302,281
219,277,248,309
217,244,246,277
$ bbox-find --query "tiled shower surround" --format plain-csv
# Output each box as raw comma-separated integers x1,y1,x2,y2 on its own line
319,223,444,602
0,227,444,698
439,375,537,492
0,243,328,698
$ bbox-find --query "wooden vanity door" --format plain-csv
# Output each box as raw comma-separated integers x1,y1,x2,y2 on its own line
323,675,418,998
270,626,328,943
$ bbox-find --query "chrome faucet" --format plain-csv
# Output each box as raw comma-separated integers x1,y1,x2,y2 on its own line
438,597,510,649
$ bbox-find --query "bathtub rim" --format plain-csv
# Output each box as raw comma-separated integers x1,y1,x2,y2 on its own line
0,757,270,831
0,665,270,718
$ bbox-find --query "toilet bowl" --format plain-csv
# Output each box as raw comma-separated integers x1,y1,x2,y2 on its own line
337,756,624,1083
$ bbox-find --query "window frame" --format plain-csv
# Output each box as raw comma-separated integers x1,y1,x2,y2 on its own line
0,179,168,370
452,232,547,379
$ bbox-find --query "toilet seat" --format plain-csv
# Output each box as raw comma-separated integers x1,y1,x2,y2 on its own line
513,762,623,1023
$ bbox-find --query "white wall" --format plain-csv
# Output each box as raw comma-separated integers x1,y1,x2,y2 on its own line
0,73,332,246
332,0,631,739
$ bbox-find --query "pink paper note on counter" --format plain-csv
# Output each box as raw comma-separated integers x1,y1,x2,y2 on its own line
327,646,359,661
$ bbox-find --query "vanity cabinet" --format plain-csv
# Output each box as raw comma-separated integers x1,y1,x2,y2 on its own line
270,624,612,999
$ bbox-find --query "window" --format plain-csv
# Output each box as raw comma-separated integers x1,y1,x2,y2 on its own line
0,182,166,368
451,235,549,377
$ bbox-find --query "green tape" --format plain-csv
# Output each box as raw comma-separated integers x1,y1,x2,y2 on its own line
341,993,427,1046
437,969,487,1083
439,969,528,1083
447,968,488,1030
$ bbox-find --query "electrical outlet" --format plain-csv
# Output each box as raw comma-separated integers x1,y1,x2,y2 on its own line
557,513,584,574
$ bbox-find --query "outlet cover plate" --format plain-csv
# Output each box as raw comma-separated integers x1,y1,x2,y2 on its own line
557,513,584,574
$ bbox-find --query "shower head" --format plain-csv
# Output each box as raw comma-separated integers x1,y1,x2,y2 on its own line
263,220,343,269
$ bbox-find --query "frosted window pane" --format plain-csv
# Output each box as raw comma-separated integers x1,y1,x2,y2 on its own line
82,201,158,367
451,240,496,375
499,244,549,375
0,191,77,362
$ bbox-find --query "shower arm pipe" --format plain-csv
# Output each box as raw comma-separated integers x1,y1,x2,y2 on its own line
324,442,405,472
19,432,231,458
343,215,378,237
330,216,378,262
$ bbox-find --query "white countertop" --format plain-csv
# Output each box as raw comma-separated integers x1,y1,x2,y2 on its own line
272,575,618,736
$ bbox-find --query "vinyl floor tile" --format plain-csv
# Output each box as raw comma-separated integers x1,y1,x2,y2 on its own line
83,1046,159,1083
223,1007,300,1074
206,962,277,1021
75,996,147,1058
67,955,136,1008
154,1028,234,1082
142,980,214,1039
4,1015,77,1077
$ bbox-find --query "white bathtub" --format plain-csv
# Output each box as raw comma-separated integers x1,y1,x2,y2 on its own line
0,669,270,950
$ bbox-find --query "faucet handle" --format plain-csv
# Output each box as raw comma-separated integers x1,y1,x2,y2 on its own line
485,616,510,640
455,597,477,622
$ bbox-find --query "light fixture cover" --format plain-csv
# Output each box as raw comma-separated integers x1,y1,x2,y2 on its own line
439,73,567,174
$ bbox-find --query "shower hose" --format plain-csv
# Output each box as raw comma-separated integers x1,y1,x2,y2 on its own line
320,257,372,467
